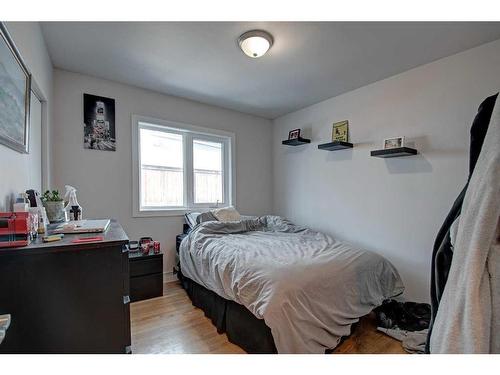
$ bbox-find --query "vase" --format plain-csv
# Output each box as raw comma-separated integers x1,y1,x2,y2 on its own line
43,201,66,223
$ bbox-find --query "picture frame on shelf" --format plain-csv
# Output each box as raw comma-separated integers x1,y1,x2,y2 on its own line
383,136,405,149
332,120,348,142
288,128,300,140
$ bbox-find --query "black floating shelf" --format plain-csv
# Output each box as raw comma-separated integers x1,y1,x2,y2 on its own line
282,137,311,146
318,141,353,151
370,147,418,158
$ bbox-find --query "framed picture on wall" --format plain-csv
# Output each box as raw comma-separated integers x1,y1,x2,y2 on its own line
0,22,31,154
83,93,116,151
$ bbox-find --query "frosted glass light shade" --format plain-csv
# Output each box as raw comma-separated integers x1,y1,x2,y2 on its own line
238,30,273,58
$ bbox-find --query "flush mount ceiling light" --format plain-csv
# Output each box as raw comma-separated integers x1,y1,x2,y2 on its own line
238,30,273,58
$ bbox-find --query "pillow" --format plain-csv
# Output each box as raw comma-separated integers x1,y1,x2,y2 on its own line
240,215,256,221
211,206,241,222
196,211,218,224
184,212,201,229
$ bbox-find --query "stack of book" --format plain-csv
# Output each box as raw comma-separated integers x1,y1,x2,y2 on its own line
0,212,31,248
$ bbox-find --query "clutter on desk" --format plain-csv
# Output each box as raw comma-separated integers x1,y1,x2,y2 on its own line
0,212,32,248
52,219,110,234
64,185,82,221
1,184,100,249
41,190,66,223
25,189,49,233
42,234,64,243
13,192,30,212
71,236,104,244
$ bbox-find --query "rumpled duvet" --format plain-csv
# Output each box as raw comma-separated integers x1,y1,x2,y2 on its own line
180,215,404,353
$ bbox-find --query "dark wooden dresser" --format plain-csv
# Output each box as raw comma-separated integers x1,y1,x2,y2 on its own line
0,220,131,353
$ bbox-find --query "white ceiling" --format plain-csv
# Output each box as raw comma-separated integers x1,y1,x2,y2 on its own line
40,22,500,119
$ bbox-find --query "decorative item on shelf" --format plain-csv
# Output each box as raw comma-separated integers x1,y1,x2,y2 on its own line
332,120,349,142
317,120,352,151
371,136,417,158
0,23,31,154
288,128,301,140
282,128,311,146
383,136,405,149
41,190,66,223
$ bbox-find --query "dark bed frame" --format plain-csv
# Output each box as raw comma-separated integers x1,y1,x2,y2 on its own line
178,271,277,353
176,224,276,353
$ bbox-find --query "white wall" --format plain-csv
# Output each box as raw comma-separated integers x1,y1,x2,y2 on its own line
273,39,500,302
51,69,273,277
0,22,53,211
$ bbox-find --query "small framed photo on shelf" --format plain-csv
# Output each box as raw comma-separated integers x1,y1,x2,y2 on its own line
332,120,349,142
383,136,405,149
288,128,301,140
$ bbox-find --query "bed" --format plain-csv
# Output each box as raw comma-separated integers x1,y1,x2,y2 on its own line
179,215,404,353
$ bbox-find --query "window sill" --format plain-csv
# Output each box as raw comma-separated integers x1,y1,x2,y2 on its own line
132,206,223,218
132,208,190,218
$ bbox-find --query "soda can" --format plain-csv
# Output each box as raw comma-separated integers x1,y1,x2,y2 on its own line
153,241,160,254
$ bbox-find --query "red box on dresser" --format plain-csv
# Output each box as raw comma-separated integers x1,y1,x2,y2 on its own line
0,212,31,248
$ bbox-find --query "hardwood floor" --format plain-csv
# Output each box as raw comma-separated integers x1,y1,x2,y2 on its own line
130,281,407,354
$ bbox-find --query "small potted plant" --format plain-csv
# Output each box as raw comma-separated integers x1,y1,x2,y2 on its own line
42,190,66,223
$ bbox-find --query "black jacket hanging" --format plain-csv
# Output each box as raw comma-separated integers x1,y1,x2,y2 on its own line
426,93,498,353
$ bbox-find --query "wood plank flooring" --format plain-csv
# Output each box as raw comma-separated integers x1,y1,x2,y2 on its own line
130,281,407,354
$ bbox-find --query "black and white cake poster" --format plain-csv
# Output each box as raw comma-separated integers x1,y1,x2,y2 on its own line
83,93,116,151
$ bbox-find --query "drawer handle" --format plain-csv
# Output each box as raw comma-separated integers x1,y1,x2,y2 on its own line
123,295,130,304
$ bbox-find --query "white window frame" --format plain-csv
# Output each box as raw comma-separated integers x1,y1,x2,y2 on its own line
132,115,235,217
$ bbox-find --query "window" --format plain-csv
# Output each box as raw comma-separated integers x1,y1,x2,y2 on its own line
140,128,184,208
132,115,234,216
193,139,223,204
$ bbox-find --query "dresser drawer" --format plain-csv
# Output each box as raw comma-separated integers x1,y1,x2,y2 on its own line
129,256,162,277
130,274,163,302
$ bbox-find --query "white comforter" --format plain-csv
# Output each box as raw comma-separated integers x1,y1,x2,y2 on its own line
180,216,404,353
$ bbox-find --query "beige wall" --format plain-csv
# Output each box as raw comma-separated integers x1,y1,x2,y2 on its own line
51,69,273,278
273,39,500,302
